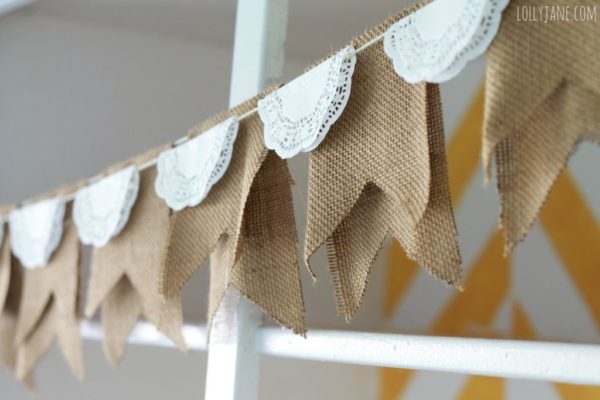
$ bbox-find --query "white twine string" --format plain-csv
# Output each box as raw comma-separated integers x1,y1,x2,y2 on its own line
11,32,386,207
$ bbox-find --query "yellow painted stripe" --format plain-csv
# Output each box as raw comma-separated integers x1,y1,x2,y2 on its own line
539,171,600,330
457,376,504,400
378,368,413,400
512,302,536,339
555,383,600,399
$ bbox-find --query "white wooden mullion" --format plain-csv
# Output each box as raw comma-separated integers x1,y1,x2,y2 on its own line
227,0,288,105
81,320,600,386
204,1,289,400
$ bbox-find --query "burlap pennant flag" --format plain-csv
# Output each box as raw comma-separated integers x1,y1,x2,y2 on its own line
484,0,600,252
159,94,305,335
0,225,12,326
304,9,462,321
0,226,34,388
84,146,187,366
14,204,83,381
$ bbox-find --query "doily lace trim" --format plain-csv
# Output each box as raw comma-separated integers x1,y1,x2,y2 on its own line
384,0,509,83
73,165,140,247
258,45,356,159
155,117,239,211
9,198,66,269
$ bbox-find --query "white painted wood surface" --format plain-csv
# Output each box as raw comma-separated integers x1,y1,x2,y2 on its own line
204,1,289,399
81,320,208,351
257,328,600,386
81,320,600,386
227,0,288,106
205,293,263,400
0,0,35,17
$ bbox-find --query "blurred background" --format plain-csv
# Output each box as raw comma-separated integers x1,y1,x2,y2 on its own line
1,0,599,399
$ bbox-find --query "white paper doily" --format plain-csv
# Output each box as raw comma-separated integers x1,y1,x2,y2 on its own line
155,117,239,211
73,165,140,247
258,45,357,159
9,198,66,269
384,0,509,83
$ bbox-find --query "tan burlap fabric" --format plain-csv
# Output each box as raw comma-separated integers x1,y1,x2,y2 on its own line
0,228,12,319
85,146,187,366
484,0,600,252
14,205,83,381
0,229,34,389
159,93,305,335
304,6,462,320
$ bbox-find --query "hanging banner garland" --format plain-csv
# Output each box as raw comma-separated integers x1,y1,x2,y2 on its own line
0,0,533,385
84,147,188,365
304,8,462,320
14,205,84,381
258,45,356,159
73,165,140,247
155,117,239,211
483,0,600,252
158,94,306,335
0,227,34,389
9,198,66,269
0,228,11,333
384,0,509,83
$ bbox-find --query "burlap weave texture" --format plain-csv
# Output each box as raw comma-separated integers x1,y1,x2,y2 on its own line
484,0,600,252
85,146,187,366
159,93,306,335
14,206,83,382
305,6,462,320
0,229,34,388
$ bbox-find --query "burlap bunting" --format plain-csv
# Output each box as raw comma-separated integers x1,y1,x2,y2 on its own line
484,0,600,252
304,7,462,321
84,147,187,366
14,204,83,381
159,93,306,335
0,227,34,388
